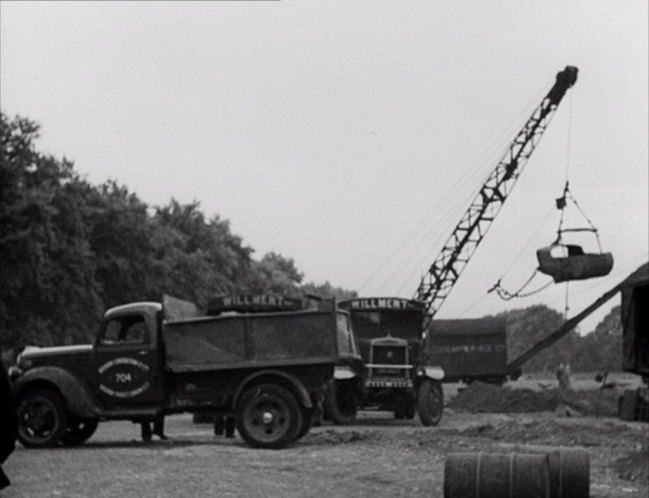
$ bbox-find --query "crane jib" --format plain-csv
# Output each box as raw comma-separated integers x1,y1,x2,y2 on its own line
416,66,578,319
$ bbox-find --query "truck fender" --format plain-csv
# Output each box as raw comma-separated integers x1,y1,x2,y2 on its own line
232,370,313,410
13,366,99,418
418,366,445,380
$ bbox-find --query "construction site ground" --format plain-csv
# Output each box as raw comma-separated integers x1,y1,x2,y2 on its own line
4,373,648,498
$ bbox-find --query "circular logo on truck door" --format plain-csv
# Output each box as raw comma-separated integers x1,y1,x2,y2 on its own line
98,357,151,398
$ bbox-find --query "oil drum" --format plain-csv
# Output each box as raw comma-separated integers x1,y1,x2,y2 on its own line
545,447,589,498
444,452,550,498
484,445,590,498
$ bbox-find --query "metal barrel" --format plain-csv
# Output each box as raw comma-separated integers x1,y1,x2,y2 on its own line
444,452,550,498
493,444,590,498
546,447,589,498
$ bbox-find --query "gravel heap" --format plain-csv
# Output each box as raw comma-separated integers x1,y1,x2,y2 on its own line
448,381,619,416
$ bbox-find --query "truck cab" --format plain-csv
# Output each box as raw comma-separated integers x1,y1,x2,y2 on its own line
92,302,165,410
324,297,444,426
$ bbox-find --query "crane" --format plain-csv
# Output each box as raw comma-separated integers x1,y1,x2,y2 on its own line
327,67,579,426
416,66,578,324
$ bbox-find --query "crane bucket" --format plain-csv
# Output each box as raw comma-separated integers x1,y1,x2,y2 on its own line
537,246,614,283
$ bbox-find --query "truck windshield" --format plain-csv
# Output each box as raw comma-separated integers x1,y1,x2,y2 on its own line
101,315,148,344
336,312,358,355
349,310,423,340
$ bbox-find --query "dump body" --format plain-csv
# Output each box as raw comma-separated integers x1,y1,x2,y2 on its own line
164,310,347,373
425,318,508,383
163,309,359,409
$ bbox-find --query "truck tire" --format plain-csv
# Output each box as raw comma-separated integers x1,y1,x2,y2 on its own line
17,389,69,448
323,379,358,425
296,407,314,440
62,417,99,446
236,384,301,449
417,379,444,427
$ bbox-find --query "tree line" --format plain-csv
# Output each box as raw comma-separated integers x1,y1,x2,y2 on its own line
495,303,623,374
1,112,623,372
0,112,355,352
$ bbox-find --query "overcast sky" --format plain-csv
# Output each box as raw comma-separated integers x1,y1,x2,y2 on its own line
1,1,647,333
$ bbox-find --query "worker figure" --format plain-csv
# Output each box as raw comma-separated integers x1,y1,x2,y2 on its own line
140,414,167,442
556,363,572,389
213,415,236,438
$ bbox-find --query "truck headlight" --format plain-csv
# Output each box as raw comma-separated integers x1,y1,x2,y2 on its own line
334,366,356,380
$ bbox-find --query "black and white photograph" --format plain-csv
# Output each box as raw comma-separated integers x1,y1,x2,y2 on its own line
1,1,647,497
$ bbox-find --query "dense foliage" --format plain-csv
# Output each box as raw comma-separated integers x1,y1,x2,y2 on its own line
0,113,355,351
496,303,623,373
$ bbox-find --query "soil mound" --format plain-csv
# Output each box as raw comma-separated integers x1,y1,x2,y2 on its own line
614,444,649,483
448,381,619,415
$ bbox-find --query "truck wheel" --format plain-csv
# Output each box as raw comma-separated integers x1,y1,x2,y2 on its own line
62,418,99,446
296,407,314,440
324,379,357,425
417,379,444,427
236,384,301,449
17,389,69,448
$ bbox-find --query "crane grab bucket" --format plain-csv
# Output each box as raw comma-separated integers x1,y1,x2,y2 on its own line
536,245,614,283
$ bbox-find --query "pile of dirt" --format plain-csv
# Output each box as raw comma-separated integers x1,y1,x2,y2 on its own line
448,381,619,416
614,444,649,483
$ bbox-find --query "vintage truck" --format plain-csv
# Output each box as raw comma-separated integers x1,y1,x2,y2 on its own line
323,301,510,426
323,298,445,426
10,295,362,449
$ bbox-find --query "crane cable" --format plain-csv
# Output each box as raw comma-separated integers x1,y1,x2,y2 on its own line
487,206,555,299
561,92,574,320
490,90,577,302
555,181,603,251
357,84,550,295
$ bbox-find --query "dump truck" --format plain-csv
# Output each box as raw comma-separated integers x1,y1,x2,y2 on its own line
10,295,362,449
324,298,444,426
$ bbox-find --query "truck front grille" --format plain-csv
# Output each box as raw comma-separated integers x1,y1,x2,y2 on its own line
372,345,407,365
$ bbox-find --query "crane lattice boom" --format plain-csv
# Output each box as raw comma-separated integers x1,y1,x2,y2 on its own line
416,66,578,322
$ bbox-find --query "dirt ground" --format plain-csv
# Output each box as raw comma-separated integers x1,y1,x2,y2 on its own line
4,375,648,498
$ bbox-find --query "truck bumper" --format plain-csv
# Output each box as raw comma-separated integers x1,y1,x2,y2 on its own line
366,379,413,389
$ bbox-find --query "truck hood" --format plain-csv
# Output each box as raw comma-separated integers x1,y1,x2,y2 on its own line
21,344,93,359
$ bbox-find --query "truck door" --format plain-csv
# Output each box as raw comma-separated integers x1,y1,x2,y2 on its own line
93,312,164,409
